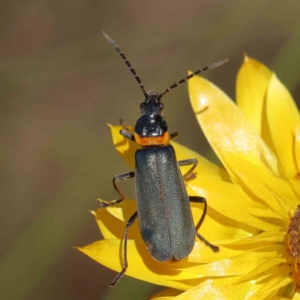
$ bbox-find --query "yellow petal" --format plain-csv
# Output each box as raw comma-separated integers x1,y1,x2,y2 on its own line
295,126,300,175
90,209,120,239
265,73,300,177
190,201,258,241
190,183,282,232
77,240,200,290
186,244,285,277
171,141,231,183
236,55,272,134
109,124,138,169
232,260,285,285
222,153,297,216
104,199,136,222
293,292,300,299
186,242,247,264
149,288,182,300
173,278,262,300
286,176,300,200
248,264,292,299
187,155,292,229
92,201,140,240
227,228,286,246
188,74,279,176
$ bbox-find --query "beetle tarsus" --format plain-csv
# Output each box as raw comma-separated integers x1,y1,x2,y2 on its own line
196,232,220,252
109,268,127,287
98,198,123,208
119,118,129,130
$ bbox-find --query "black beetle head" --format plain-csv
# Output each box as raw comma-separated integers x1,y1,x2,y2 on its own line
140,91,164,115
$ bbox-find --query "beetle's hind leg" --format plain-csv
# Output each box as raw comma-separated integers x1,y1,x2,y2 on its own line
189,196,219,252
109,211,138,287
99,172,135,208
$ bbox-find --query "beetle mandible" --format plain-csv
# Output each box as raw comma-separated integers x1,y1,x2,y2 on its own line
101,31,228,287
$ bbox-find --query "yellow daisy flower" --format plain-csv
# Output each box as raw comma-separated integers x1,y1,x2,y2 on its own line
78,55,300,299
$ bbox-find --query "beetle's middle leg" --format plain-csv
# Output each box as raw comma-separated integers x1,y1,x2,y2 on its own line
178,158,197,180
109,211,138,287
189,196,219,252
99,172,135,208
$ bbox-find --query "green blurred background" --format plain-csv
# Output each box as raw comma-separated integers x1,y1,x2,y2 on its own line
1,1,300,299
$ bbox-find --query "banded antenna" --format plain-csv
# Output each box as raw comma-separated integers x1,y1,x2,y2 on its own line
158,58,229,99
102,31,148,99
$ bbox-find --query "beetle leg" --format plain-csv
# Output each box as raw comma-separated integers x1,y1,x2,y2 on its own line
169,132,179,140
178,158,197,180
189,196,219,252
120,129,136,142
196,232,219,252
119,118,129,130
99,172,135,208
109,211,138,287
113,172,135,199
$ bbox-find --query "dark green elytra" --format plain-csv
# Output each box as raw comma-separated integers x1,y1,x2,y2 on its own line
135,145,195,261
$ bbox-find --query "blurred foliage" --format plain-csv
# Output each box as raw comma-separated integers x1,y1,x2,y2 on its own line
1,0,300,299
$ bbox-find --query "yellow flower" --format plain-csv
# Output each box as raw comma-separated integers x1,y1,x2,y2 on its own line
77,55,300,299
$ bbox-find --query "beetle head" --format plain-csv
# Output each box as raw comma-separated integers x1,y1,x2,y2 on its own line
140,90,164,116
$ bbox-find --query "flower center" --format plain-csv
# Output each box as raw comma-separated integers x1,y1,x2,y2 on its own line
288,205,300,286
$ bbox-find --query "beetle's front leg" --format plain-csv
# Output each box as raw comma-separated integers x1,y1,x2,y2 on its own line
119,129,136,142
119,118,136,142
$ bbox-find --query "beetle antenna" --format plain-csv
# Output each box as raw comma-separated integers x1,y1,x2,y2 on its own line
159,58,229,99
102,30,148,99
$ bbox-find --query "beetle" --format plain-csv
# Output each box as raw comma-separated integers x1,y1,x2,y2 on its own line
100,31,228,287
